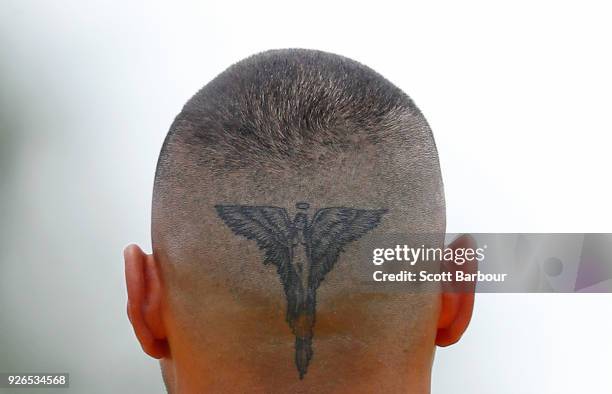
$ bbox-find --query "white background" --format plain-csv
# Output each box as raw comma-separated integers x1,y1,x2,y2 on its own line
1,1,611,393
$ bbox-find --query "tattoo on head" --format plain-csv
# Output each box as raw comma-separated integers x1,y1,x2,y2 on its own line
215,202,387,379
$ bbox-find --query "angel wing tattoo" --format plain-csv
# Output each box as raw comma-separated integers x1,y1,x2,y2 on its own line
215,202,387,379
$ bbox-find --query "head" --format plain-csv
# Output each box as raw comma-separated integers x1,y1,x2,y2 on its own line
125,49,475,393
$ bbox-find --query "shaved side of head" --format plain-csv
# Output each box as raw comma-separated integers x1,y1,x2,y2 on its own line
152,49,445,392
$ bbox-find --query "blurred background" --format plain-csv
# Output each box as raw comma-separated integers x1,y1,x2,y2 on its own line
1,1,611,393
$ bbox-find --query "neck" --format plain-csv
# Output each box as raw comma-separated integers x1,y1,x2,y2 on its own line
164,352,433,394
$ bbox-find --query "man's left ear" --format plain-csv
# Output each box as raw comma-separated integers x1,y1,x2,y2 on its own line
435,234,477,347
124,244,169,359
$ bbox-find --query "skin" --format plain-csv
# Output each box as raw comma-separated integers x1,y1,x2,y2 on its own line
124,234,476,393
125,48,467,393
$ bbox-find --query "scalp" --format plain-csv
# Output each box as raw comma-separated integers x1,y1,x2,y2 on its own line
151,48,445,383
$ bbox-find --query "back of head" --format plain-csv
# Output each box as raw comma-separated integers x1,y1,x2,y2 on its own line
152,49,445,393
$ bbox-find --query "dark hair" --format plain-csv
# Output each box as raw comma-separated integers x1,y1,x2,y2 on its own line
156,48,430,174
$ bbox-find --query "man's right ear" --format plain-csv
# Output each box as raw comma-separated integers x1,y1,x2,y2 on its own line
124,244,169,359
435,234,477,347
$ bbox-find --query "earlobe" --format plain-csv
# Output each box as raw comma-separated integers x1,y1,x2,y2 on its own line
124,244,169,359
435,235,477,347
435,292,475,346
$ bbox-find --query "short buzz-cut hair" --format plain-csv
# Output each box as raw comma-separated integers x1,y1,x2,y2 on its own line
152,49,445,386
155,48,432,174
